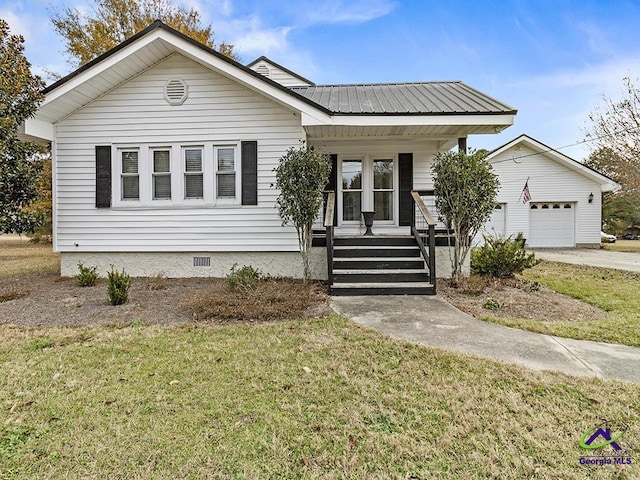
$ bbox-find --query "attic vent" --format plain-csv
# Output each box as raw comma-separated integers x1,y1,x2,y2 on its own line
164,78,188,106
193,256,210,267
255,65,270,78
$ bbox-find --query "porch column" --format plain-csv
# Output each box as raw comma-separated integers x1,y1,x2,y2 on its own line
458,137,467,154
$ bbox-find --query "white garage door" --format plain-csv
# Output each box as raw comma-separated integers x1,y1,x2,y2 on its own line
529,202,575,247
474,204,506,245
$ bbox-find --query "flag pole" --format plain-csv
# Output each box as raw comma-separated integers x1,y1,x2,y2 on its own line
518,176,530,203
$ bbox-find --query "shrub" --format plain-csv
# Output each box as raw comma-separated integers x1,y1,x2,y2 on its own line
483,298,503,311
225,264,260,291
107,265,132,305
75,262,98,287
471,233,538,278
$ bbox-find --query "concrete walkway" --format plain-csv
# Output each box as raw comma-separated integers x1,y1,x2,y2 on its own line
331,295,640,384
532,248,640,272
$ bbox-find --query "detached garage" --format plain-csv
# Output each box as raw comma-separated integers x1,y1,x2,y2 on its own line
485,135,619,248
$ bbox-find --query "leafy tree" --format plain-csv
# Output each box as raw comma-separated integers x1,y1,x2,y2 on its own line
51,0,238,68
584,146,640,234
586,77,640,166
0,20,46,235
273,145,331,283
585,78,640,232
432,149,500,282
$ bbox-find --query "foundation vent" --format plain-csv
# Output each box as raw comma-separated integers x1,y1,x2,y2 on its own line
164,78,188,105
193,256,211,267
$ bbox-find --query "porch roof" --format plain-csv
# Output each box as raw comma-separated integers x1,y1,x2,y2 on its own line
290,82,516,116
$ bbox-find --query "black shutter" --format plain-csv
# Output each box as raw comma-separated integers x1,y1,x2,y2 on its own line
398,153,413,226
95,146,112,208
325,154,338,226
241,141,258,205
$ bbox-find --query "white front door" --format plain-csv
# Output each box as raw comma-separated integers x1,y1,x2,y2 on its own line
339,156,396,225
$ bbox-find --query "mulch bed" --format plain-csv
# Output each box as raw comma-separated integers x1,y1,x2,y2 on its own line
0,274,331,327
438,276,607,322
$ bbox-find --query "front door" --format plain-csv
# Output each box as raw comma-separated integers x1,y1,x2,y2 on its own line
340,155,395,225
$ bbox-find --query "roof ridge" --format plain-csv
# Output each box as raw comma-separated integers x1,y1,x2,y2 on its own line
291,81,463,89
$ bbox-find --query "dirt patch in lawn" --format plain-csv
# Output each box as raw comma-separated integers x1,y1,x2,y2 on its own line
438,276,607,322
0,274,331,327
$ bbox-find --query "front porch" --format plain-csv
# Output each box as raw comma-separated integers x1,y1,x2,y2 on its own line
317,191,457,295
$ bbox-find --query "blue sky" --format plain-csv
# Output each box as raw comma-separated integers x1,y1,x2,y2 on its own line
3,0,640,160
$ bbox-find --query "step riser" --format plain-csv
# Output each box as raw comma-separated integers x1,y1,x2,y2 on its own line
331,287,435,296
333,248,420,258
334,260,425,270
334,236,416,247
333,273,429,283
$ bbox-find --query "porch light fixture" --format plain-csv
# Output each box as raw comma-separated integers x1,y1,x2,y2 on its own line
588,192,594,203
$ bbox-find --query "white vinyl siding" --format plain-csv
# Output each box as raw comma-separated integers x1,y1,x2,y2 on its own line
248,59,313,87
54,53,306,253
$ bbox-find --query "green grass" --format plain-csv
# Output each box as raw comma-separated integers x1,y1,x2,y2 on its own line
480,261,640,347
0,318,638,479
602,239,640,253
0,239,59,278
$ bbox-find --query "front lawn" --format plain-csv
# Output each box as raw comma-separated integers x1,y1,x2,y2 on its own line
1,318,639,479
0,238,59,279
602,239,640,253
476,262,640,347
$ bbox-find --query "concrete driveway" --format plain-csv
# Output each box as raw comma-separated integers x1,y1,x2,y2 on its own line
331,295,640,384
531,248,640,272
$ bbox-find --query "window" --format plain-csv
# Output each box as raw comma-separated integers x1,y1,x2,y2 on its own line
152,149,171,200
215,146,236,199
121,150,139,200
184,147,203,199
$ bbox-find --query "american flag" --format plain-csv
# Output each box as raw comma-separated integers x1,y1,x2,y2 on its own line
521,180,531,204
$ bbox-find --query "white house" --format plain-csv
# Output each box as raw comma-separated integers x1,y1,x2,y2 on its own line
24,21,520,294
479,135,619,248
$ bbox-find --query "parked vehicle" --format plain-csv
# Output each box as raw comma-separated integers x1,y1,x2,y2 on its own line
601,231,617,243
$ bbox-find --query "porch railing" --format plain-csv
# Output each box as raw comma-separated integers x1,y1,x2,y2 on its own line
324,191,335,290
410,190,437,290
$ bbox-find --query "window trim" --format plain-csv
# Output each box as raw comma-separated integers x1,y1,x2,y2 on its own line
183,146,205,201
119,148,140,202
214,144,240,204
151,147,172,201
111,141,243,208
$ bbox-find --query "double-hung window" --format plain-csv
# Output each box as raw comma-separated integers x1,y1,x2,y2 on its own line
121,149,139,200
215,146,237,199
184,147,204,199
152,149,171,200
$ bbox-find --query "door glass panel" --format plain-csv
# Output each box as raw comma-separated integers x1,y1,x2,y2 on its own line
343,192,362,221
342,160,362,221
374,191,393,221
373,159,393,221
374,160,393,189
342,160,362,189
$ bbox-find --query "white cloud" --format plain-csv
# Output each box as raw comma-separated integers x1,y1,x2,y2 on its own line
300,0,396,25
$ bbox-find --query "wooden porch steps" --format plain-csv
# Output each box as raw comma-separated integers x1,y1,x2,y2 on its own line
330,235,435,296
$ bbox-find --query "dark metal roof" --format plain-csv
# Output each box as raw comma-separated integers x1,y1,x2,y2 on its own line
290,82,517,115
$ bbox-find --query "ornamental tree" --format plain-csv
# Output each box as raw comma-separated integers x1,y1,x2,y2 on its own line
51,0,238,68
432,149,500,282
274,145,331,282
0,20,46,235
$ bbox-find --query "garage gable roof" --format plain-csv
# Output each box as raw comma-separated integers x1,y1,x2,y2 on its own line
486,134,620,192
